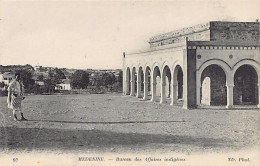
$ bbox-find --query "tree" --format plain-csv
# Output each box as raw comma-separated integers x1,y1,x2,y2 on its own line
0,82,6,88
53,68,66,84
70,70,89,89
43,77,56,93
101,73,116,85
110,71,123,92
43,68,66,93
118,71,123,84
37,75,44,81
16,69,35,92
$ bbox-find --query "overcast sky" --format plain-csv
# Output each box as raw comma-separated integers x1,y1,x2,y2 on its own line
0,0,259,69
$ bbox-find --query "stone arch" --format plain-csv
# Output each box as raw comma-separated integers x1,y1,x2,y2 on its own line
198,59,231,81
161,61,173,74
143,65,152,100
233,61,259,105
200,64,227,106
171,61,183,73
136,63,143,71
144,65,152,74
151,62,162,74
151,65,161,102
160,65,172,103
197,59,233,107
232,59,260,81
143,62,152,70
171,64,184,106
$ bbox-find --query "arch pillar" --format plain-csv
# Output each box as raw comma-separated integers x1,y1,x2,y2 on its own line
136,73,142,98
160,81,166,104
182,68,188,109
125,80,130,95
226,71,234,108
151,82,157,102
170,80,178,105
143,67,150,100
226,82,234,108
196,71,202,106
143,81,148,100
130,80,135,96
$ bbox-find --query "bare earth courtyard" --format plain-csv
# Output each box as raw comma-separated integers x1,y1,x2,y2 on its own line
0,93,259,156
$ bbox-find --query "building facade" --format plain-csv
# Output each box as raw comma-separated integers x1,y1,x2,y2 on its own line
122,21,260,109
55,79,71,91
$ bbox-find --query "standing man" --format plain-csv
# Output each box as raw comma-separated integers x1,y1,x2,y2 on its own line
7,73,27,121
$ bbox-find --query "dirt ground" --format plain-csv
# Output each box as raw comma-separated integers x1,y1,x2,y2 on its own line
0,93,259,155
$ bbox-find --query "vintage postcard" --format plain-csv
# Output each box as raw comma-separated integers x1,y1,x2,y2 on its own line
0,0,259,166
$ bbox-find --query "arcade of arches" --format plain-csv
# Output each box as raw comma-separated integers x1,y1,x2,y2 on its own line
125,65,184,106
123,21,260,109
124,62,260,109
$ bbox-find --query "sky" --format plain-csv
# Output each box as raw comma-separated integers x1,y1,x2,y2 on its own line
0,0,259,69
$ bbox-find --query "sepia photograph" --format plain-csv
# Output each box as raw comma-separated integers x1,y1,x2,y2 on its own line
0,0,259,165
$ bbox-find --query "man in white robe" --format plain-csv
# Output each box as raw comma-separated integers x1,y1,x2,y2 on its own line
7,73,27,121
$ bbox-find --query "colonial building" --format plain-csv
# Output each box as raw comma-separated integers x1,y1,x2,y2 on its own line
123,21,260,109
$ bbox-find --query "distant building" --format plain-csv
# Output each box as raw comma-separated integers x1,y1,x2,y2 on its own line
35,81,44,86
34,65,42,71
56,79,71,91
89,73,100,86
34,65,55,72
113,69,121,80
0,72,15,84
32,71,49,80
